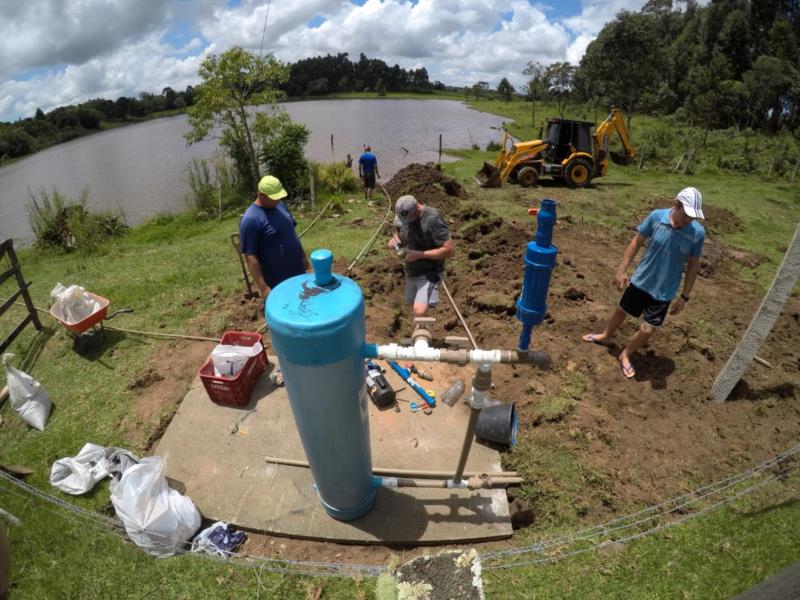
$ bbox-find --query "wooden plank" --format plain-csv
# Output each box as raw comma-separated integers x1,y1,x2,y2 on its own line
0,314,33,355
711,224,800,402
0,288,23,317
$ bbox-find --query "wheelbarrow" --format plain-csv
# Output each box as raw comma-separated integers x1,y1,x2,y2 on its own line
49,293,132,354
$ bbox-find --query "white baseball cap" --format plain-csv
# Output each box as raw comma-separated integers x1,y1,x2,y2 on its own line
676,187,704,219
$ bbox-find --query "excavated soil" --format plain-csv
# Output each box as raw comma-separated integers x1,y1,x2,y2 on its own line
123,164,800,566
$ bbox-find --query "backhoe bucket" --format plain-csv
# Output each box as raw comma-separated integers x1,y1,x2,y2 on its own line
475,161,502,187
609,150,632,166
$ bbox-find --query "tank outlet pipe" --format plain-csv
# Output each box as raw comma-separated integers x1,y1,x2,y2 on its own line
516,198,558,352
451,363,493,485
373,475,523,489
388,361,436,407
365,342,550,367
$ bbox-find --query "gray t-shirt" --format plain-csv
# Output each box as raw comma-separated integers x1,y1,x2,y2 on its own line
397,206,451,278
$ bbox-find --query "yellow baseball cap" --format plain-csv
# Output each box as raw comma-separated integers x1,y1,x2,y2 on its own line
258,175,287,200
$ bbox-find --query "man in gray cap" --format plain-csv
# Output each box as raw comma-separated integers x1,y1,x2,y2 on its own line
582,187,705,379
388,195,454,317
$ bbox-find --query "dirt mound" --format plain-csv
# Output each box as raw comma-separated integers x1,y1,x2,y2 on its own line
384,163,466,214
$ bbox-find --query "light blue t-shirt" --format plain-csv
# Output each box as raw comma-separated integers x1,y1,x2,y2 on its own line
630,208,705,301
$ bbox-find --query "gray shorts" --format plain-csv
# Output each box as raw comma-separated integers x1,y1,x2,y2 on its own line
404,276,441,307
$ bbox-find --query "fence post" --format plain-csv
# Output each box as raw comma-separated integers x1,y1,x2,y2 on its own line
674,153,685,172
710,224,800,402
309,168,316,211
682,148,695,175
791,158,799,183
438,134,442,168
637,149,646,171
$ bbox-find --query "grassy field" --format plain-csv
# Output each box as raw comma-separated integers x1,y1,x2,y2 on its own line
1,98,799,598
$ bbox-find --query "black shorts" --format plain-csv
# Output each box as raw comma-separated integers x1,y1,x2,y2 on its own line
363,172,376,189
619,284,670,327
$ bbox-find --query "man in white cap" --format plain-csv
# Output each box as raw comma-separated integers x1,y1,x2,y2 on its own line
388,195,454,317
582,187,705,379
239,175,309,302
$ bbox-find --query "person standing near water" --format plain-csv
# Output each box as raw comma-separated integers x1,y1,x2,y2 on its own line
358,146,379,201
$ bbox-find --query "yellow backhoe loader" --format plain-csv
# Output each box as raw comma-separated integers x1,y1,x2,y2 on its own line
475,107,635,189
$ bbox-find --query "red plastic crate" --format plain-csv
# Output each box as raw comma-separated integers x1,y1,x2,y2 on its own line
198,331,268,407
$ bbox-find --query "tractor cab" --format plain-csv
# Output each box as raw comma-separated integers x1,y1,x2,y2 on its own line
544,118,594,163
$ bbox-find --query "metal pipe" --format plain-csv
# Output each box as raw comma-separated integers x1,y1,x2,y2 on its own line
452,363,493,483
264,456,518,479
375,475,523,489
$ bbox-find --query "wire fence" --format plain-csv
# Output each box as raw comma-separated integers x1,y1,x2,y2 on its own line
1,441,797,580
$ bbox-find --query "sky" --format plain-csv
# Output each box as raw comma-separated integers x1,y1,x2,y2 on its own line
0,0,654,123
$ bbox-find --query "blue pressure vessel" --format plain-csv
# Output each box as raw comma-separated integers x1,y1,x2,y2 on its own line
266,249,375,520
516,198,558,351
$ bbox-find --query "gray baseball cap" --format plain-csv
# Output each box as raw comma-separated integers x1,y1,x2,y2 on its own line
395,195,418,224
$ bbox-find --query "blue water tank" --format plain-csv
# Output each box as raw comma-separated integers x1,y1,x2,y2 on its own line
266,249,375,520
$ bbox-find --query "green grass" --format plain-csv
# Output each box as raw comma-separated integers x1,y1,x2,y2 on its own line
0,197,386,598
1,100,799,597
483,472,800,599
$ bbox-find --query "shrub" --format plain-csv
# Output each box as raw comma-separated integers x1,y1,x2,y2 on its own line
486,140,502,152
185,158,249,216
27,187,127,252
312,161,359,194
261,122,310,198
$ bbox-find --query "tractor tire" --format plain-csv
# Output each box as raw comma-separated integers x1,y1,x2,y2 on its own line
517,166,539,187
565,158,593,188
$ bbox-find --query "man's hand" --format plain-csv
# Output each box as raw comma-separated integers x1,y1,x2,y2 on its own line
614,271,629,291
387,237,398,250
404,249,424,262
670,297,686,315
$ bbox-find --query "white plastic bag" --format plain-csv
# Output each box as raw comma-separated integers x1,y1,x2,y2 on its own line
2,353,52,430
210,341,263,377
110,456,201,557
49,283,101,325
50,443,140,495
50,443,109,494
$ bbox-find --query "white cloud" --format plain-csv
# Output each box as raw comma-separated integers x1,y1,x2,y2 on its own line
0,0,654,121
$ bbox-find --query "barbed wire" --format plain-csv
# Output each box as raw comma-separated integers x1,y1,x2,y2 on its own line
1,443,796,579
481,442,798,567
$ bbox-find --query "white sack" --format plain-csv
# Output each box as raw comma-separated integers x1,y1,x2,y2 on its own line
50,443,109,494
50,443,140,495
210,341,263,377
110,456,201,557
49,283,101,324
2,353,52,430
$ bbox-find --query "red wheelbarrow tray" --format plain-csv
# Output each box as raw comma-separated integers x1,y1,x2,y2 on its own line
50,293,110,335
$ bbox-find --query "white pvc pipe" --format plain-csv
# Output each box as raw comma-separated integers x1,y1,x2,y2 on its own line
374,343,506,364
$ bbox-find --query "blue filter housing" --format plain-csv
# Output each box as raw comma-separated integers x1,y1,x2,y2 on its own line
516,198,558,351
266,249,375,520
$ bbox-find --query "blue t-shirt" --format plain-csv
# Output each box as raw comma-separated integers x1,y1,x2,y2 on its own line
239,202,305,289
359,152,377,174
630,208,705,301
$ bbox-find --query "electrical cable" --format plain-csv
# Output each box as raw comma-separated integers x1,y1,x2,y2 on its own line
345,182,394,273
297,200,332,238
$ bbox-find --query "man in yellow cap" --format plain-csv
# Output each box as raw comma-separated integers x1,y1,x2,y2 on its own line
239,175,309,301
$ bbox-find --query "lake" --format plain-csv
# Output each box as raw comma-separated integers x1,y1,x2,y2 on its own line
0,99,506,244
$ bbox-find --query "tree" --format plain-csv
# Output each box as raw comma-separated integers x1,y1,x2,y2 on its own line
35,108,45,120
577,10,667,126
497,77,515,101
260,122,310,197
376,78,387,96
523,61,547,126
544,62,575,117
185,46,289,191
472,81,489,99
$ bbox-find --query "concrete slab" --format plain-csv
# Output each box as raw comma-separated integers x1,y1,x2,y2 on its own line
156,357,512,544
